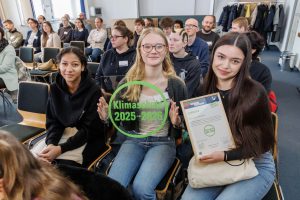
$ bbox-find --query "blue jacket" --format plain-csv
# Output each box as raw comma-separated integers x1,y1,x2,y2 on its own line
24,30,41,53
186,37,209,76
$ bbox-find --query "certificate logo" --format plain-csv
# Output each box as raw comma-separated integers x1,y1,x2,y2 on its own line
204,125,215,137
108,81,169,138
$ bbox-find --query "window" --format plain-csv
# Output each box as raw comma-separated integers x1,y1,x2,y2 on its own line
31,0,44,18
51,0,81,19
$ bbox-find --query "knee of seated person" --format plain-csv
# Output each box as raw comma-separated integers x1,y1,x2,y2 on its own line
132,180,155,200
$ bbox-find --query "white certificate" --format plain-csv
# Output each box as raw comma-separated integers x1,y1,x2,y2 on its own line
180,93,235,160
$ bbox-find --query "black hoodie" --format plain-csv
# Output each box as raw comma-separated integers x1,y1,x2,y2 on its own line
45,71,105,166
170,53,202,98
95,47,136,93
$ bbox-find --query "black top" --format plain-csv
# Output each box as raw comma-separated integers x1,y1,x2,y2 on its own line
250,60,272,92
71,29,89,46
95,47,136,93
196,30,220,52
170,53,202,98
45,71,105,165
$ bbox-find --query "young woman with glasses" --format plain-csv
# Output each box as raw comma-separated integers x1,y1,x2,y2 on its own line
95,25,136,94
97,28,188,200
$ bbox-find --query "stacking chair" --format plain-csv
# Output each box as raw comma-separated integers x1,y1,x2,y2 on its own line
19,47,34,63
30,47,60,83
262,112,284,200
86,62,99,79
0,81,49,144
70,41,85,54
43,47,60,62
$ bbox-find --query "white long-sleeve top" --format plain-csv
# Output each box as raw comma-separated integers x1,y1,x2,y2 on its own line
87,28,107,50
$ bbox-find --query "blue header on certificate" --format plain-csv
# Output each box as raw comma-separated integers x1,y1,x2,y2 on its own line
182,93,220,109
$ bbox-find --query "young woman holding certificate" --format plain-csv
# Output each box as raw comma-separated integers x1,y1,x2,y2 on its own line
179,32,275,200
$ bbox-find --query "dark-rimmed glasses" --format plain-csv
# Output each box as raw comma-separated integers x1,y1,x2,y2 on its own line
141,44,166,53
184,24,198,29
110,35,124,40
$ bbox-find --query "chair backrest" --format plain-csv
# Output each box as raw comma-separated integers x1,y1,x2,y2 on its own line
19,47,34,63
17,81,49,128
271,112,278,160
43,47,60,62
70,41,85,54
86,62,99,79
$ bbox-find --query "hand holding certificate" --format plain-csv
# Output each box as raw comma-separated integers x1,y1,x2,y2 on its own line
180,93,235,160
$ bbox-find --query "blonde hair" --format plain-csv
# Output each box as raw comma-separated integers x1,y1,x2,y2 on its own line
0,131,87,200
232,17,249,31
123,27,176,101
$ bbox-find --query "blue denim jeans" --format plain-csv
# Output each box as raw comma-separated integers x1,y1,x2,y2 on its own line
108,136,176,200
85,48,102,62
181,151,275,200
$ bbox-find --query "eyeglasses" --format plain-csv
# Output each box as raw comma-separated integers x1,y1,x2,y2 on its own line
141,44,166,53
110,35,124,40
184,24,198,29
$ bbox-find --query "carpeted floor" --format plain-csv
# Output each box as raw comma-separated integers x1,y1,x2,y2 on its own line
0,45,299,199
261,47,300,200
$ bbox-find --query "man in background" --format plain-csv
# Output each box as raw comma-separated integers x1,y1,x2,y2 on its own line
3,19,23,48
231,17,249,33
197,15,220,53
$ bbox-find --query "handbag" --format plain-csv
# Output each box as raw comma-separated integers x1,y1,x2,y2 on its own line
38,58,58,71
187,156,258,188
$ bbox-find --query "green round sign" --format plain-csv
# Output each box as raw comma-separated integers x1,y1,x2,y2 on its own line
108,81,169,138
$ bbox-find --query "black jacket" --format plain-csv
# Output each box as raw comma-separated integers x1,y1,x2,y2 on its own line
24,30,41,53
95,47,136,93
170,53,202,98
45,71,105,166
250,60,272,92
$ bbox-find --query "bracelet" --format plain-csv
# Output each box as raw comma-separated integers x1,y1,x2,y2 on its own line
224,151,228,161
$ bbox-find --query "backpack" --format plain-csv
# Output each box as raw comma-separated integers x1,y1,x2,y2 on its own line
268,90,278,113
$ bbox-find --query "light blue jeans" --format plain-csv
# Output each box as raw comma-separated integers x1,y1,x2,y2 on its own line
181,151,275,200
108,136,176,200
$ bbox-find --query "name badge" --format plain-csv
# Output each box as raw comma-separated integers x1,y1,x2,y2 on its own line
34,36,38,39
119,60,128,67
64,31,68,35
206,41,213,47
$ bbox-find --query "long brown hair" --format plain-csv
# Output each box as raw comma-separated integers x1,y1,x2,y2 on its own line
0,131,87,200
41,21,54,47
203,32,274,158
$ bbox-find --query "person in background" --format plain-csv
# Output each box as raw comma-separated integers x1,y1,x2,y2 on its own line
24,18,41,53
180,32,275,200
98,27,187,200
246,31,272,93
31,47,106,167
133,18,145,48
95,25,135,93
58,16,73,44
0,131,88,200
78,12,92,33
34,21,61,62
71,18,89,46
169,28,201,98
0,27,18,103
85,17,107,62
59,14,75,29
184,18,209,76
159,17,174,39
231,17,249,33
37,15,46,32
173,19,184,31
3,20,23,48
106,20,127,51
144,17,154,28
196,15,220,53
